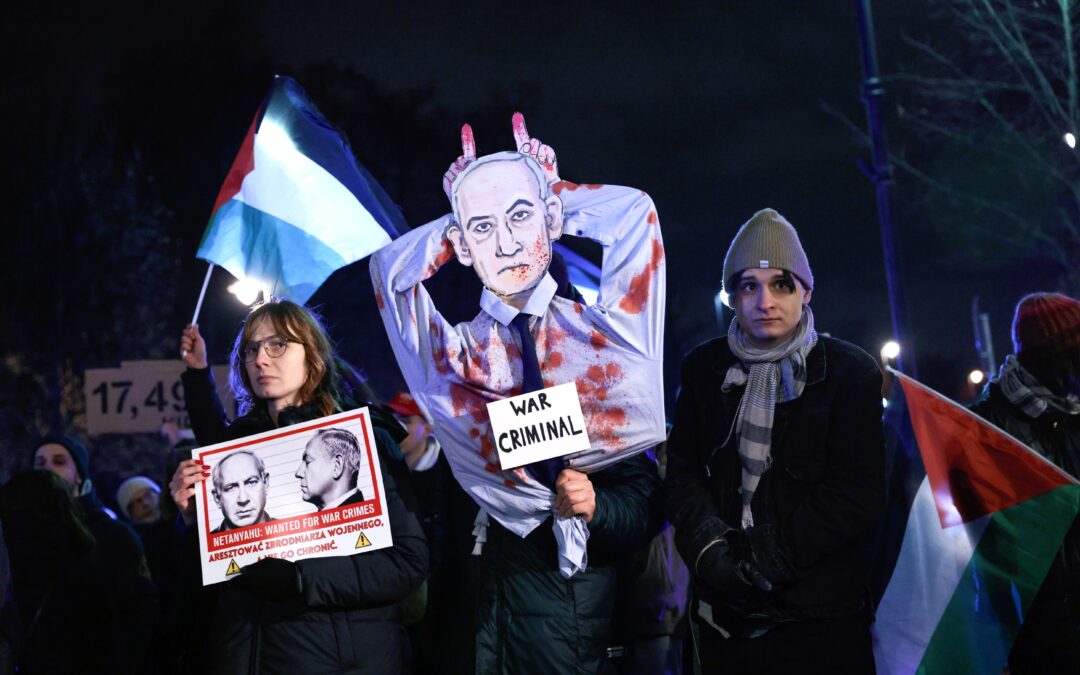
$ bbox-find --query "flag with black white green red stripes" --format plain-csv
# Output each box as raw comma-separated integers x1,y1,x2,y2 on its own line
872,368,1079,674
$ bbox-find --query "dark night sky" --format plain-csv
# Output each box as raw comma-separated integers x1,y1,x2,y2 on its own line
6,1,1060,407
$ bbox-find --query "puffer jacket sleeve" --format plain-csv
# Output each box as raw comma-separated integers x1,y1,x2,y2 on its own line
587,452,663,559
296,429,429,609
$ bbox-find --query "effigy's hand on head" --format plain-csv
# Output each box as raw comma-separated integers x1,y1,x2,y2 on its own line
512,112,559,185
442,123,477,202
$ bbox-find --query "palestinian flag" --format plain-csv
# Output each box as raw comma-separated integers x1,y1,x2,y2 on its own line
872,368,1079,674
197,75,405,304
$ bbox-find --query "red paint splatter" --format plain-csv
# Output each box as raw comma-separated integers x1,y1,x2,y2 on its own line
589,330,608,350
584,406,628,449
484,462,500,474
479,433,495,460
546,352,564,369
647,210,657,225
503,478,517,489
617,239,665,315
553,181,604,195
426,239,457,278
375,290,385,311
449,383,489,424
469,428,480,438
573,303,584,315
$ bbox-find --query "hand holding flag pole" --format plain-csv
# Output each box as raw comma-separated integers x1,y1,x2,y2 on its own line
181,263,215,358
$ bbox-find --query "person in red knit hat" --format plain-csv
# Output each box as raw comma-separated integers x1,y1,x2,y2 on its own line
969,291,1080,674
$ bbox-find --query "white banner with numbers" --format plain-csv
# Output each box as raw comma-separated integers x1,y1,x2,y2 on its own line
84,360,234,435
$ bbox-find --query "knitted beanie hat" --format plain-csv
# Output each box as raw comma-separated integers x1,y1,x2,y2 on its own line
722,208,814,297
116,475,161,520
35,434,90,481
1011,292,1080,358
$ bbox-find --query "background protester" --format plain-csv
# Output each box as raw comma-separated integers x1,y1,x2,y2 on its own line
969,292,1080,674
170,299,427,675
665,209,886,673
0,470,145,674
117,475,162,524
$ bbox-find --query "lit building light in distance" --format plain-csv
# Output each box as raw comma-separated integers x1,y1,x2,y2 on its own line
968,369,985,385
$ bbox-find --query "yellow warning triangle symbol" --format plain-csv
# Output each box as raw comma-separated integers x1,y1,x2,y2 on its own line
226,559,241,576
355,531,372,549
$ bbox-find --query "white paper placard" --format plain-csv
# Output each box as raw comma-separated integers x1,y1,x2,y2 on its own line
192,408,392,585
487,382,592,470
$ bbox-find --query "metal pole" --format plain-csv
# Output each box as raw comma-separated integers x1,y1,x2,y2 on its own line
854,0,918,378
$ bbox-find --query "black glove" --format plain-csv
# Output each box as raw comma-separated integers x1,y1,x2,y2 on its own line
231,556,302,601
746,523,796,587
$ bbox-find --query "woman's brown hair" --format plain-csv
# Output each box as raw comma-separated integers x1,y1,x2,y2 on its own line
229,300,342,418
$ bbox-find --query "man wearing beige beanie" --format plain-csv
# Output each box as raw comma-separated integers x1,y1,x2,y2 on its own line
665,208,886,673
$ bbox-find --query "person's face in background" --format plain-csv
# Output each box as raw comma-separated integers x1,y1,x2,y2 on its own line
399,414,433,470
127,487,161,524
213,453,269,527
34,444,81,496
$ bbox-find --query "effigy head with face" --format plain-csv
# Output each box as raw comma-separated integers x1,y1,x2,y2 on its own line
446,151,564,301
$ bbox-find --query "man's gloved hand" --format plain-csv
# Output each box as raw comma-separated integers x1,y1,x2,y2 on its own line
231,556,302,602
746,522,797,587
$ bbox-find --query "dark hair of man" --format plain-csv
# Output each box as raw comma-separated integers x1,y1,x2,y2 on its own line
0,469,95,553
726,269,800,301
229,299,342,418
311,428,362,482
1018,344,1080,398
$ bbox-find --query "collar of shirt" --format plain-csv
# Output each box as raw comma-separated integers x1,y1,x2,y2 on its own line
479,273,558,326
323,488,360,511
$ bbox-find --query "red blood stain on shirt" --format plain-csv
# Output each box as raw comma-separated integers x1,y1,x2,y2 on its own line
617,239,665,315
479,433,495,460
469,428,480,438
484,462,500,474
579,362,623,402
375,290,385,311
590,330,608,350
503,478,517,489
647,210,657,225
586,406,628,449
573,303,584,315
546,352,564,369
426,239,456,278
449,383,488,424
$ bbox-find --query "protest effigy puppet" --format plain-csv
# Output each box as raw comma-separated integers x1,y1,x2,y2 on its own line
370,114,666,575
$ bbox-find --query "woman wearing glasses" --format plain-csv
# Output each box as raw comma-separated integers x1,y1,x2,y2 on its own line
168,300,428,675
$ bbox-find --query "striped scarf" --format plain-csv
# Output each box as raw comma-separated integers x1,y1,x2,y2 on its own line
723,308,818,529
998,354,1080,419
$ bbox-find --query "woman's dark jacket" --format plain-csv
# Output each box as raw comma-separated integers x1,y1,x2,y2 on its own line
665,336,886,631
178,367,428,675
969,381,1080,673
471,452,662,675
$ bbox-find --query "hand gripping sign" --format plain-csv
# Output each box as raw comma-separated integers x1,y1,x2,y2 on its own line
193,408,392,585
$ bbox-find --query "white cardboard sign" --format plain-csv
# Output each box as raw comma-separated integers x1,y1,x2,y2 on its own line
193,408,392,586
487,382,591,470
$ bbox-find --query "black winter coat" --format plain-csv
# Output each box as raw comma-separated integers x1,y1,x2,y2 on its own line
969,381,1080,673
179,367,428,675
471,452,662,675
665,336,886,631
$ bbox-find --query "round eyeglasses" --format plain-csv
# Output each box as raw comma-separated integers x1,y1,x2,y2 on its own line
239,336,293,362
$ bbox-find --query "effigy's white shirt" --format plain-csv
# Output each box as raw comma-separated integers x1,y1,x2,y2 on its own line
371,182,666,575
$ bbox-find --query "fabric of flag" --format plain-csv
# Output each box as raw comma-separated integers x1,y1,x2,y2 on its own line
197,75,405,304
872,368,1080,675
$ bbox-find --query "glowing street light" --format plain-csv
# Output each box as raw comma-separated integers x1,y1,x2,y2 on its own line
880,340,901,361
968,369,985,385
228,279,266,306
1066,132,1077,149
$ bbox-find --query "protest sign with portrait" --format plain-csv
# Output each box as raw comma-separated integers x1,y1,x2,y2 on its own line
192,407,392,585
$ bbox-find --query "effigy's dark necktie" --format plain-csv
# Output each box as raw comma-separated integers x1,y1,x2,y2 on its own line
511,313,563,490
